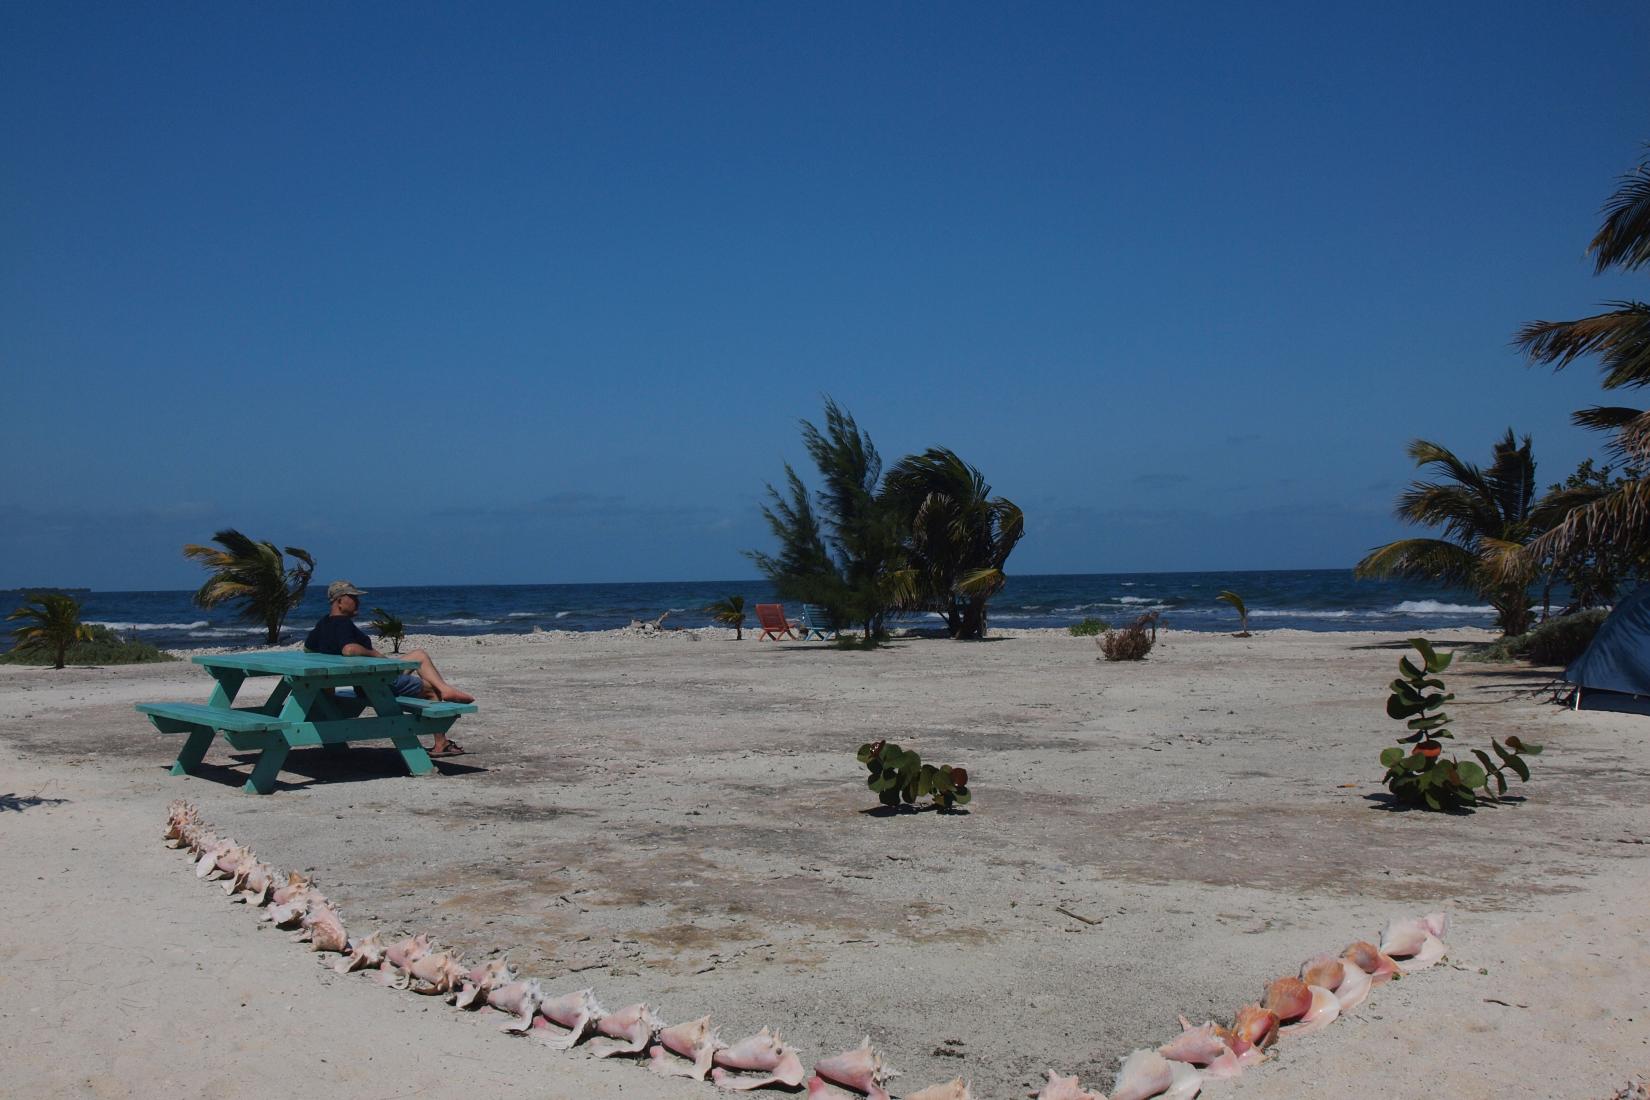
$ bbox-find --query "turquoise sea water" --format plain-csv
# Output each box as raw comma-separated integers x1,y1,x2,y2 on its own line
2,570,1528,650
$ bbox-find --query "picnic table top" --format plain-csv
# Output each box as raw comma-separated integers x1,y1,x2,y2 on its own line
191,651,420,679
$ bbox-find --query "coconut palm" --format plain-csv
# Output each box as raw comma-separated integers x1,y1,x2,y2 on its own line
1216,590,1251,636
182,528,316,645
6,592,91,669
881,448,1024,639
705,595,747,639
1355,431,1540,637
369,608,406,653
1517,150,1650,564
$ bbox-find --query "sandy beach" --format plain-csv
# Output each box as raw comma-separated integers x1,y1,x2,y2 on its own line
2,626,1646,1099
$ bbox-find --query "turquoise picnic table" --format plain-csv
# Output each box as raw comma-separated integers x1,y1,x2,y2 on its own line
135,651,477,794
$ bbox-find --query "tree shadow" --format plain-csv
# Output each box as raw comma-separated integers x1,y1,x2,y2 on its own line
1362,791,1526,815
1349,637,1491,652
859,803,972,817
0,791,71,812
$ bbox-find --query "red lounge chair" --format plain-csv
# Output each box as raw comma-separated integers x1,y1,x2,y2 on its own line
755,603,797,641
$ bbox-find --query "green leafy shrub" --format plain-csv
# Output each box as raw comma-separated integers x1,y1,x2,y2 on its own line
856,739,970,811
1098,622,1153,660
1379,637,1541,811
1474,610,1606,666
369,607,406,653
1068,617,1109,636
1,623,175,666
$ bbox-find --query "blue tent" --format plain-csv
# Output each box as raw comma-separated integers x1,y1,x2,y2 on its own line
1566,585,1650,700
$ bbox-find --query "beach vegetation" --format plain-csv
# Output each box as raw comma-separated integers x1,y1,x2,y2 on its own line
1516,147,1650,576
182,529,316,646
1379,637,1541,811
1098,620,1154,660
369,607,406,653
1354,431,1541,637
857,739,970,811
1068,617,1109,636
1216,590,1251,636
705,595,748,639
882,447,1025,639
5,591,92,669
1470,609,1607,667
0,622,174,666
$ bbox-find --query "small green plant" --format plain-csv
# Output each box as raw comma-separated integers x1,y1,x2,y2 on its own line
369,608,406,653
0,620,174,666
5,591,92,669
1098,621,1153,660
1216,590,1251,636
705,595,747,640
1380,637,1543,811
1068,617,1109,636
856,739,971,811
1471,610,1606,666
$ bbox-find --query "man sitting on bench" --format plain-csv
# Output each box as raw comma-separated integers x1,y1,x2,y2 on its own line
305,580,476,757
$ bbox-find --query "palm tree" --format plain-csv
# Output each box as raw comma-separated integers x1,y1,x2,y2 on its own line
1517,150,1650,564
1355,431,1540,637
881,448,1024,639
705,595,747,639
1216,590,1251,636
182,528,316,645
6,592,91,669
369,608,406,653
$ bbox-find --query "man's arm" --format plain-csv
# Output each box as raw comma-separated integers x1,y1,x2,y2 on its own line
341,642,385,658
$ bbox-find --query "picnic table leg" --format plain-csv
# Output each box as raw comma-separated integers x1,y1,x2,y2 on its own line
242,741,291,795
151,717,216,777
357,676,436,777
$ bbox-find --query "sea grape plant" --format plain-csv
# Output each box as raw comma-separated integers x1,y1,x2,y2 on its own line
857,740,971,811
1380,637,1542,811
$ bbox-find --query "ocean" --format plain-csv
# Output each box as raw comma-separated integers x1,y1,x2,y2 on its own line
2,570,1526,651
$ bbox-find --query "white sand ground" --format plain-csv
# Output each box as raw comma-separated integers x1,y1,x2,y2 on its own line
1,627,1646,1100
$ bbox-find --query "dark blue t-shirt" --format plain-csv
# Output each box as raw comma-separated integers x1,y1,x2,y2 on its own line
305,615,372,655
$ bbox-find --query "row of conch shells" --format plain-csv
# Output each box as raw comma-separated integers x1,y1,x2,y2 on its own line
1030,912,1452,1100
165,802,1450,1100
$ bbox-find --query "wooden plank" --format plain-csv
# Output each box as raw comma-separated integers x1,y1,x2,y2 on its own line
398,697,478,718
191,652,418,678
135,702,292,733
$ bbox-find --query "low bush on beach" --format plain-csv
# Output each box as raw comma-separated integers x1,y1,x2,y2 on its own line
0,623,175,666
1067,617,1109,636
1098,622,1154,660
370,608,406,653
857,739,970,811
1380,637,1540,811
1471,610,1606,667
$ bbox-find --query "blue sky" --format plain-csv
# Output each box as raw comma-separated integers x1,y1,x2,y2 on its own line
3,2,1646,590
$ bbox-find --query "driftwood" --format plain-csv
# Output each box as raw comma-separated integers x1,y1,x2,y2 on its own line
628,611,671,634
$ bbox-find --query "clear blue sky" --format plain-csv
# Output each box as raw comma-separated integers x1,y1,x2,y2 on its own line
3,2,1646,590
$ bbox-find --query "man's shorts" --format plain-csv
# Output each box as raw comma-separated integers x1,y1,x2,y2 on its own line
392,673,426,698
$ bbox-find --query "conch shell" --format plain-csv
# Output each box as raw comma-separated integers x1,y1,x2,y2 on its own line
1343,940,1401,984
710,1026,806,1091
1263,976,1313,1024
648,1015,724,1080
814,1037,897,1093
1379,916,1447,970
1158,1018,1242,1078
1230,1003,1279,1050
1110,1049,1175,1100
588,1002,661,1058
1032,1069,1107,1100
906,1079,972,1100
533,988,603,1049
1279,985,1340,1037
331,931,387,974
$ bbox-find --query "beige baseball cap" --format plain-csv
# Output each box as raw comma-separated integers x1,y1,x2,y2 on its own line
326,580,368,601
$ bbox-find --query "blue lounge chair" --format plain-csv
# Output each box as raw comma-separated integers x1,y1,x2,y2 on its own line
800,604,839,640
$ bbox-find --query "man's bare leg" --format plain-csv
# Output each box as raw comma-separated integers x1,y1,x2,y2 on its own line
405,649,475,704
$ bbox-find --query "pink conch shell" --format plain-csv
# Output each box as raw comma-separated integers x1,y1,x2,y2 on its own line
1419,911,1450,939
270,871,312,906
400,951,465,994
805,1074,891,1100
1158,1019,1241,1078
451,958,514,1009
648,1015,724,1080
906,1079,972,1100
296,902,348,953
1379,917,1447,970
1110,1049,1176,1100
195,839,241,879
1342,941,1401,984
1300,955,1345,991
1278,985,1340,1038
532,988,603,1049
814,1037,898,1092
1163,1061,1203,1100
1332,960,1373,1012
266,888,324,927
382,933,434,971
1263,977,1313,1024
227,859,276,905
484,979,544,1032
1230,1004,1279,1050
331,931,386,974
589,1002,661,1058
710,1027,807,1090
1032,1069,1108,1100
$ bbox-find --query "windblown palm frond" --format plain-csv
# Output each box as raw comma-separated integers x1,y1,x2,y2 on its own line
1355,538,1480,589
1516,302,1650,388
182,528,315,646
6,592,90,669
1589,162,1650,272
1528,479,1650,565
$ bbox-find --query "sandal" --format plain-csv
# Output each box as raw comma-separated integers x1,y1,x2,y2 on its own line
430,742,467,757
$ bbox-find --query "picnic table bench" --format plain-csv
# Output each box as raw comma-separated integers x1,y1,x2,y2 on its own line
135,651,477,794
